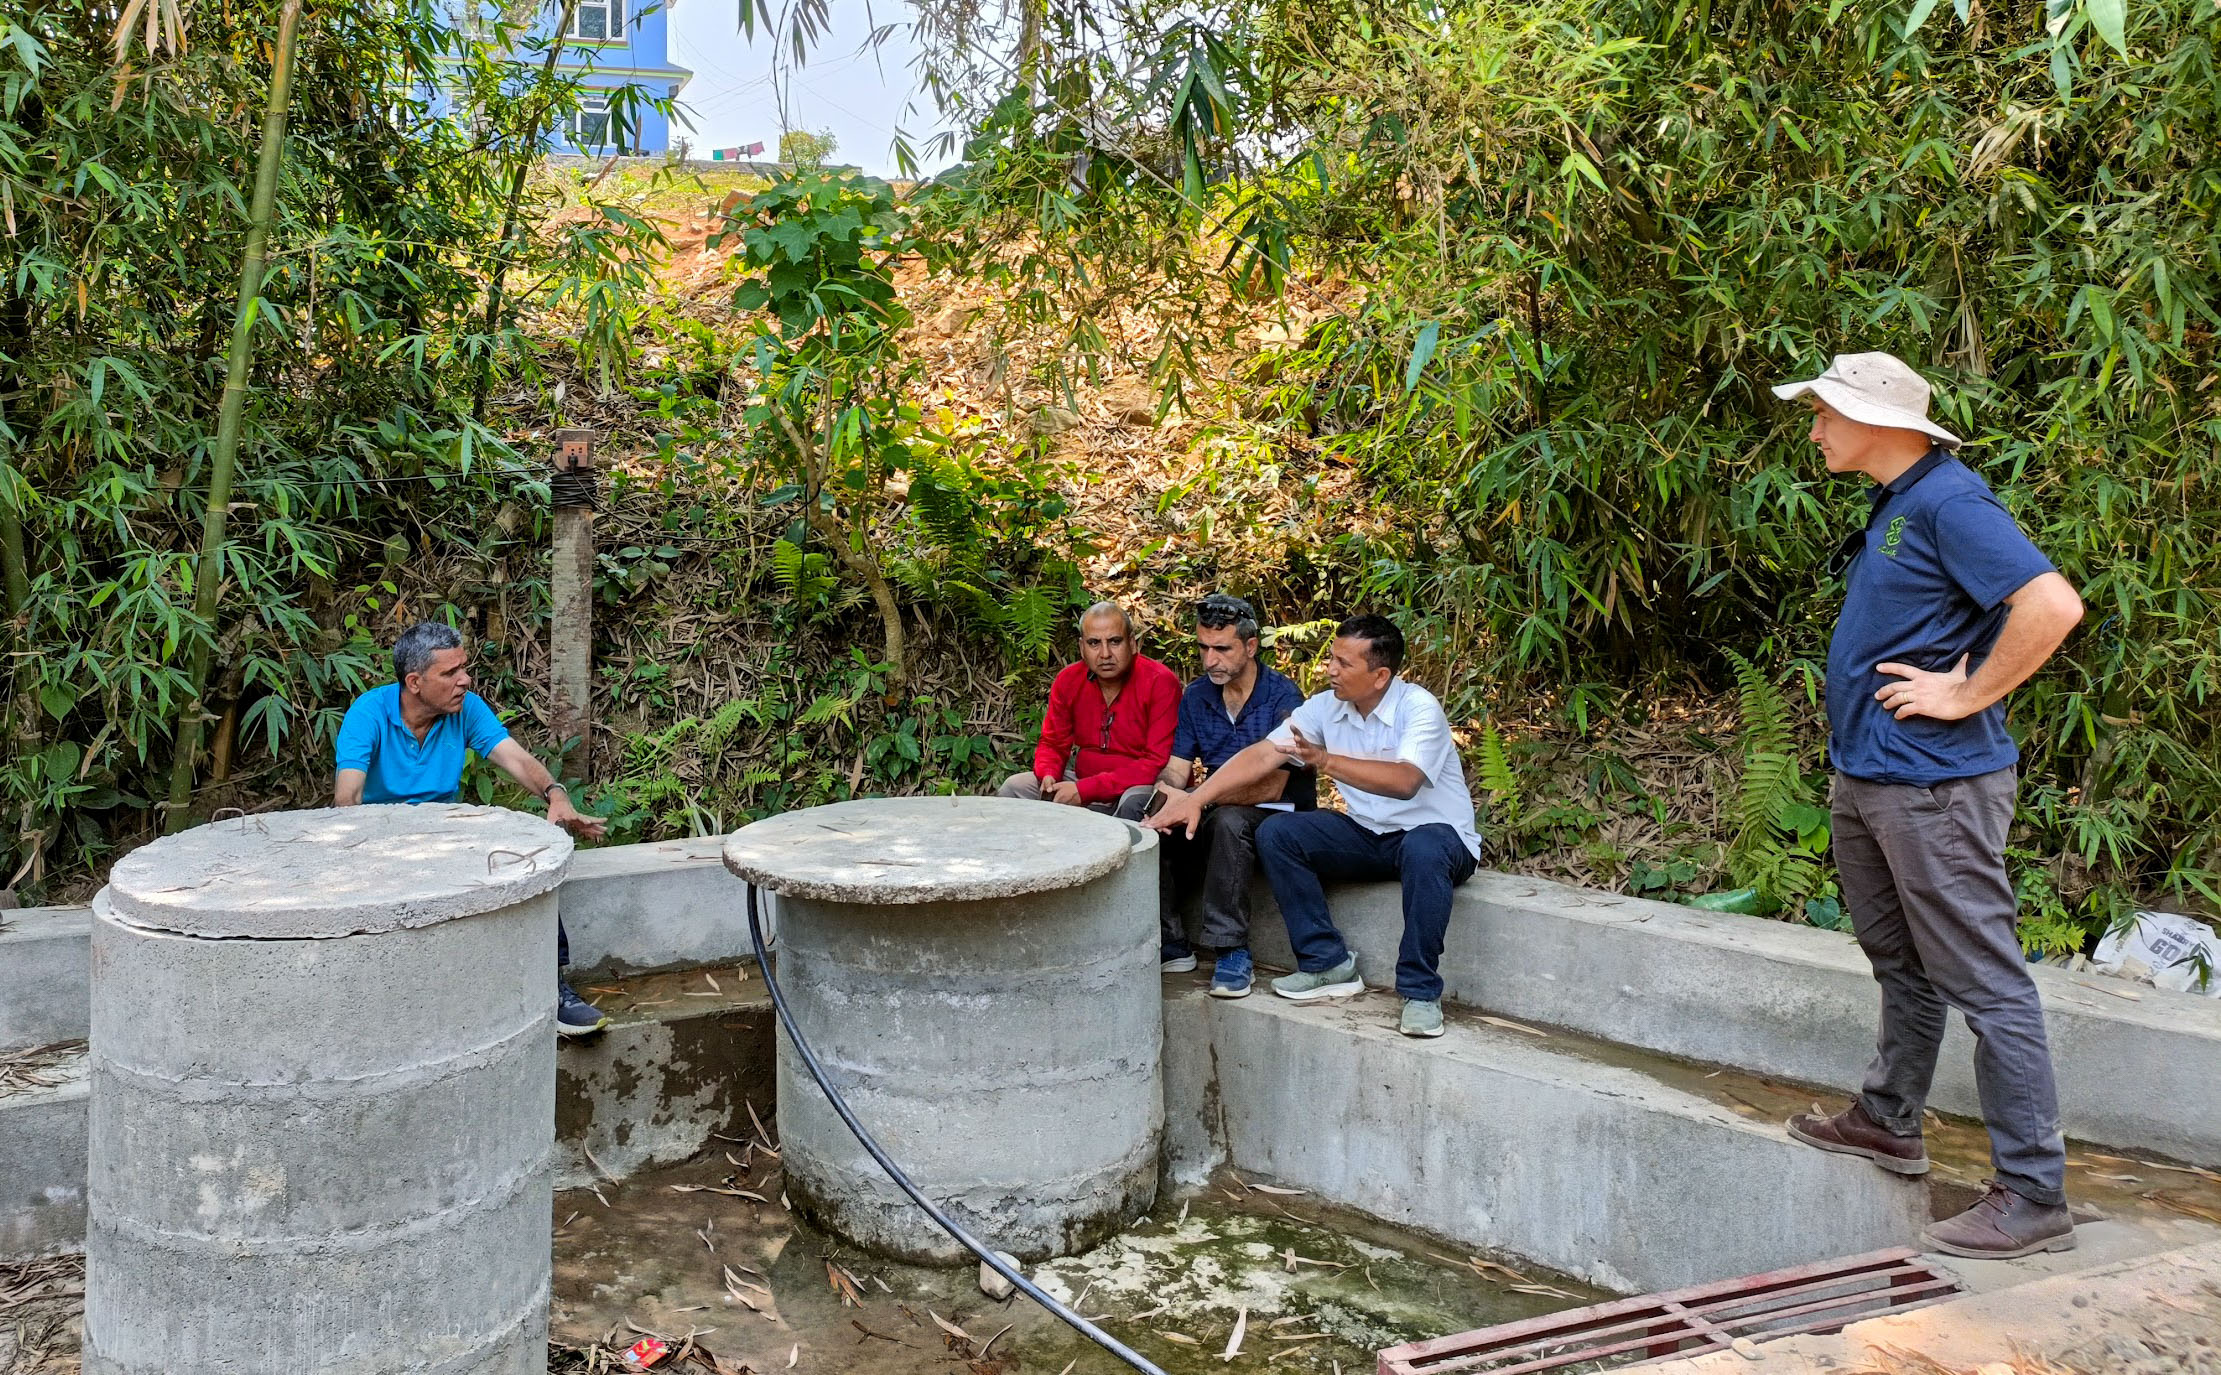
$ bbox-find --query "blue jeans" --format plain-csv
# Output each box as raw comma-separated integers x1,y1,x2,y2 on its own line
1256,811,1476,1001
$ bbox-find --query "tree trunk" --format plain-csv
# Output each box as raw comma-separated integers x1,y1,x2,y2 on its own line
165,0,307,827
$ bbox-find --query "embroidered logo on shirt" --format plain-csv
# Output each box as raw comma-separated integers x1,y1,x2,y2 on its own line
1881,514,1908,558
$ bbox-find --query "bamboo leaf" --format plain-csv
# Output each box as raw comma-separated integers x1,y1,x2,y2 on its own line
2086,0,2128,55
1403,321,1441,394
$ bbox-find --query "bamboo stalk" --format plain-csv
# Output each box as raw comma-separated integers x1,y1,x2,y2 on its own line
165,0,306,826
0,477,27,619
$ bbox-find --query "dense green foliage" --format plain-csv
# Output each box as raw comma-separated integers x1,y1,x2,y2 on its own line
903,0,2221,937
3,0,2216,955
0,0,671,888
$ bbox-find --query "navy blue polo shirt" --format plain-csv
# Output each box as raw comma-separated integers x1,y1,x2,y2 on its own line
1173,664,1314,808
1826,450,2056,785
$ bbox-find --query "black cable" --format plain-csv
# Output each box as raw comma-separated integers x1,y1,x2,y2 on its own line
743,883,1170,1375
550,464,601,511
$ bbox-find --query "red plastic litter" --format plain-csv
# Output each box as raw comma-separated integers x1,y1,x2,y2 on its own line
622,1337,671,1369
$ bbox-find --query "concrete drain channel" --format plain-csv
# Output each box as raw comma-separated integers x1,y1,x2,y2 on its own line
5,797,2221,1373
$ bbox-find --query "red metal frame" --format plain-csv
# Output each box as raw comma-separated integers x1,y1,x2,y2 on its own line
1377,1248,1962,1374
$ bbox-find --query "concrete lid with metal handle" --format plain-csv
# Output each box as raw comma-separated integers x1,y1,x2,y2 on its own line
722,795,1133,904
101,803,572,938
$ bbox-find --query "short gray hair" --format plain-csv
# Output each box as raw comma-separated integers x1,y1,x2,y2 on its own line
1079,601,1136,637
393,621,464,684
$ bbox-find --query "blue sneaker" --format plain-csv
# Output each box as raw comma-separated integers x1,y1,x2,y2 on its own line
557,982,609,1038
1210,948,1253,999
1160,941,1198,974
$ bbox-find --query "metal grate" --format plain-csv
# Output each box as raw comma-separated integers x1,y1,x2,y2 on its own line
1377,1248,1962,1374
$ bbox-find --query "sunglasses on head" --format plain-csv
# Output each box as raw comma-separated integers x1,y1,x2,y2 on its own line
1195,595,1258,627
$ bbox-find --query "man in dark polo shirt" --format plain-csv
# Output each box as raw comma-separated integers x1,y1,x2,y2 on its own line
1153,594,1311,998
1774,352,2085,1259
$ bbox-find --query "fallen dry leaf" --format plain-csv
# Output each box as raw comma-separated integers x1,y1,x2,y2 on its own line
1222,1306,1248,1361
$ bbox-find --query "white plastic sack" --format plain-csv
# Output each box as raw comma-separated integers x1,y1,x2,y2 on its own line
2091,910,2221,997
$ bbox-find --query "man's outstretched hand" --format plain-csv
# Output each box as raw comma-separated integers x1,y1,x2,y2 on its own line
547,790,607,841
1146,788,1204,839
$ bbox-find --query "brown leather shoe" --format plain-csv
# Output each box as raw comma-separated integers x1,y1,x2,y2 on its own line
1786,1099,1931,1176
1922,1180,2076,1259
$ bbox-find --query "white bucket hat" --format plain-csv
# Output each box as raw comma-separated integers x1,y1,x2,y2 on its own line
1772,351,1962,448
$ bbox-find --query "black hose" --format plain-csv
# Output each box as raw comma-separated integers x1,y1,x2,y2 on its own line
744,883,1170,1375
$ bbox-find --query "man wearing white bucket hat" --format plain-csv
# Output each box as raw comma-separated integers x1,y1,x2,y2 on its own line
1774,352,2085,1259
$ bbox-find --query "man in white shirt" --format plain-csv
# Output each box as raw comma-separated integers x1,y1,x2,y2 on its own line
1147,615,1481,1037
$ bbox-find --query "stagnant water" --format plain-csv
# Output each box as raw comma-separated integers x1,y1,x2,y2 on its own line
550,1154,1606,1375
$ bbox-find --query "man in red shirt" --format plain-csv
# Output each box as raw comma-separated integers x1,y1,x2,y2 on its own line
998,602,1178,820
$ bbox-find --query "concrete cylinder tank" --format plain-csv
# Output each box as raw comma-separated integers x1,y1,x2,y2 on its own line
84,805,571,1375
722,796,1161,1263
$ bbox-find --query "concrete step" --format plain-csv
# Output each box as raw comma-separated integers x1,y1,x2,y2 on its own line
0,972,773,1260
1225,869,2221,1166
0,1045,87,1261
555,968,774,1189
1162,983,1932,1295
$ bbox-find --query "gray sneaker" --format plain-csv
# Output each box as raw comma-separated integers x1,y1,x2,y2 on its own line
1270,956,1362,1001
1400,999,1445,1038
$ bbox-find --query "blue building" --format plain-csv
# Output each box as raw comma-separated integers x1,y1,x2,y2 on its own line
441,0,693,156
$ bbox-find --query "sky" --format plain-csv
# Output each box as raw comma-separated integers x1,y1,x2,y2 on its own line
666,1,956,175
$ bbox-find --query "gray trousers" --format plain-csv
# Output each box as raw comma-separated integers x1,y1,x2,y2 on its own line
1833,768,2067,1204
996,769,1156,821
1158,803,1273,951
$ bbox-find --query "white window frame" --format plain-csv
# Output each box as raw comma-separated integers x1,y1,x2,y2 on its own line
569,92,615,150
566,0,623,42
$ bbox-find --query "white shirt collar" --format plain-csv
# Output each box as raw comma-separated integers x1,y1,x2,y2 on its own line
1328,675,1406,729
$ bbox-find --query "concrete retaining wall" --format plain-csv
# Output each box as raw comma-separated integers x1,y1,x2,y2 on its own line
1228,871,2221,1166
1163,987,1931,1294
557,839,765,979
0,906,91,1052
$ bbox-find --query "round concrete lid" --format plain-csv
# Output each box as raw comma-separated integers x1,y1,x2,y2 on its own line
102,804,574,938
722,796,1133,904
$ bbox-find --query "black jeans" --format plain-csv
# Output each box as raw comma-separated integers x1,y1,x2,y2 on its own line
557,918,571,983
1256,810,1476,1001
1833,769,2067,1205
1158,804,1274,951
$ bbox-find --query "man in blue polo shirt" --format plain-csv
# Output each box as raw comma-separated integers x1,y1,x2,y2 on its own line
1773,353,2085,1260
1152,594,1310,998
334,621,611,1036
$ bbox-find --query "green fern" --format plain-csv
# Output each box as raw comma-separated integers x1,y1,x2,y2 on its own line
1723,649,1826,911
1477,721,1522,829
1004,585,1056,662
771,537,806,594
796,691,859,730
